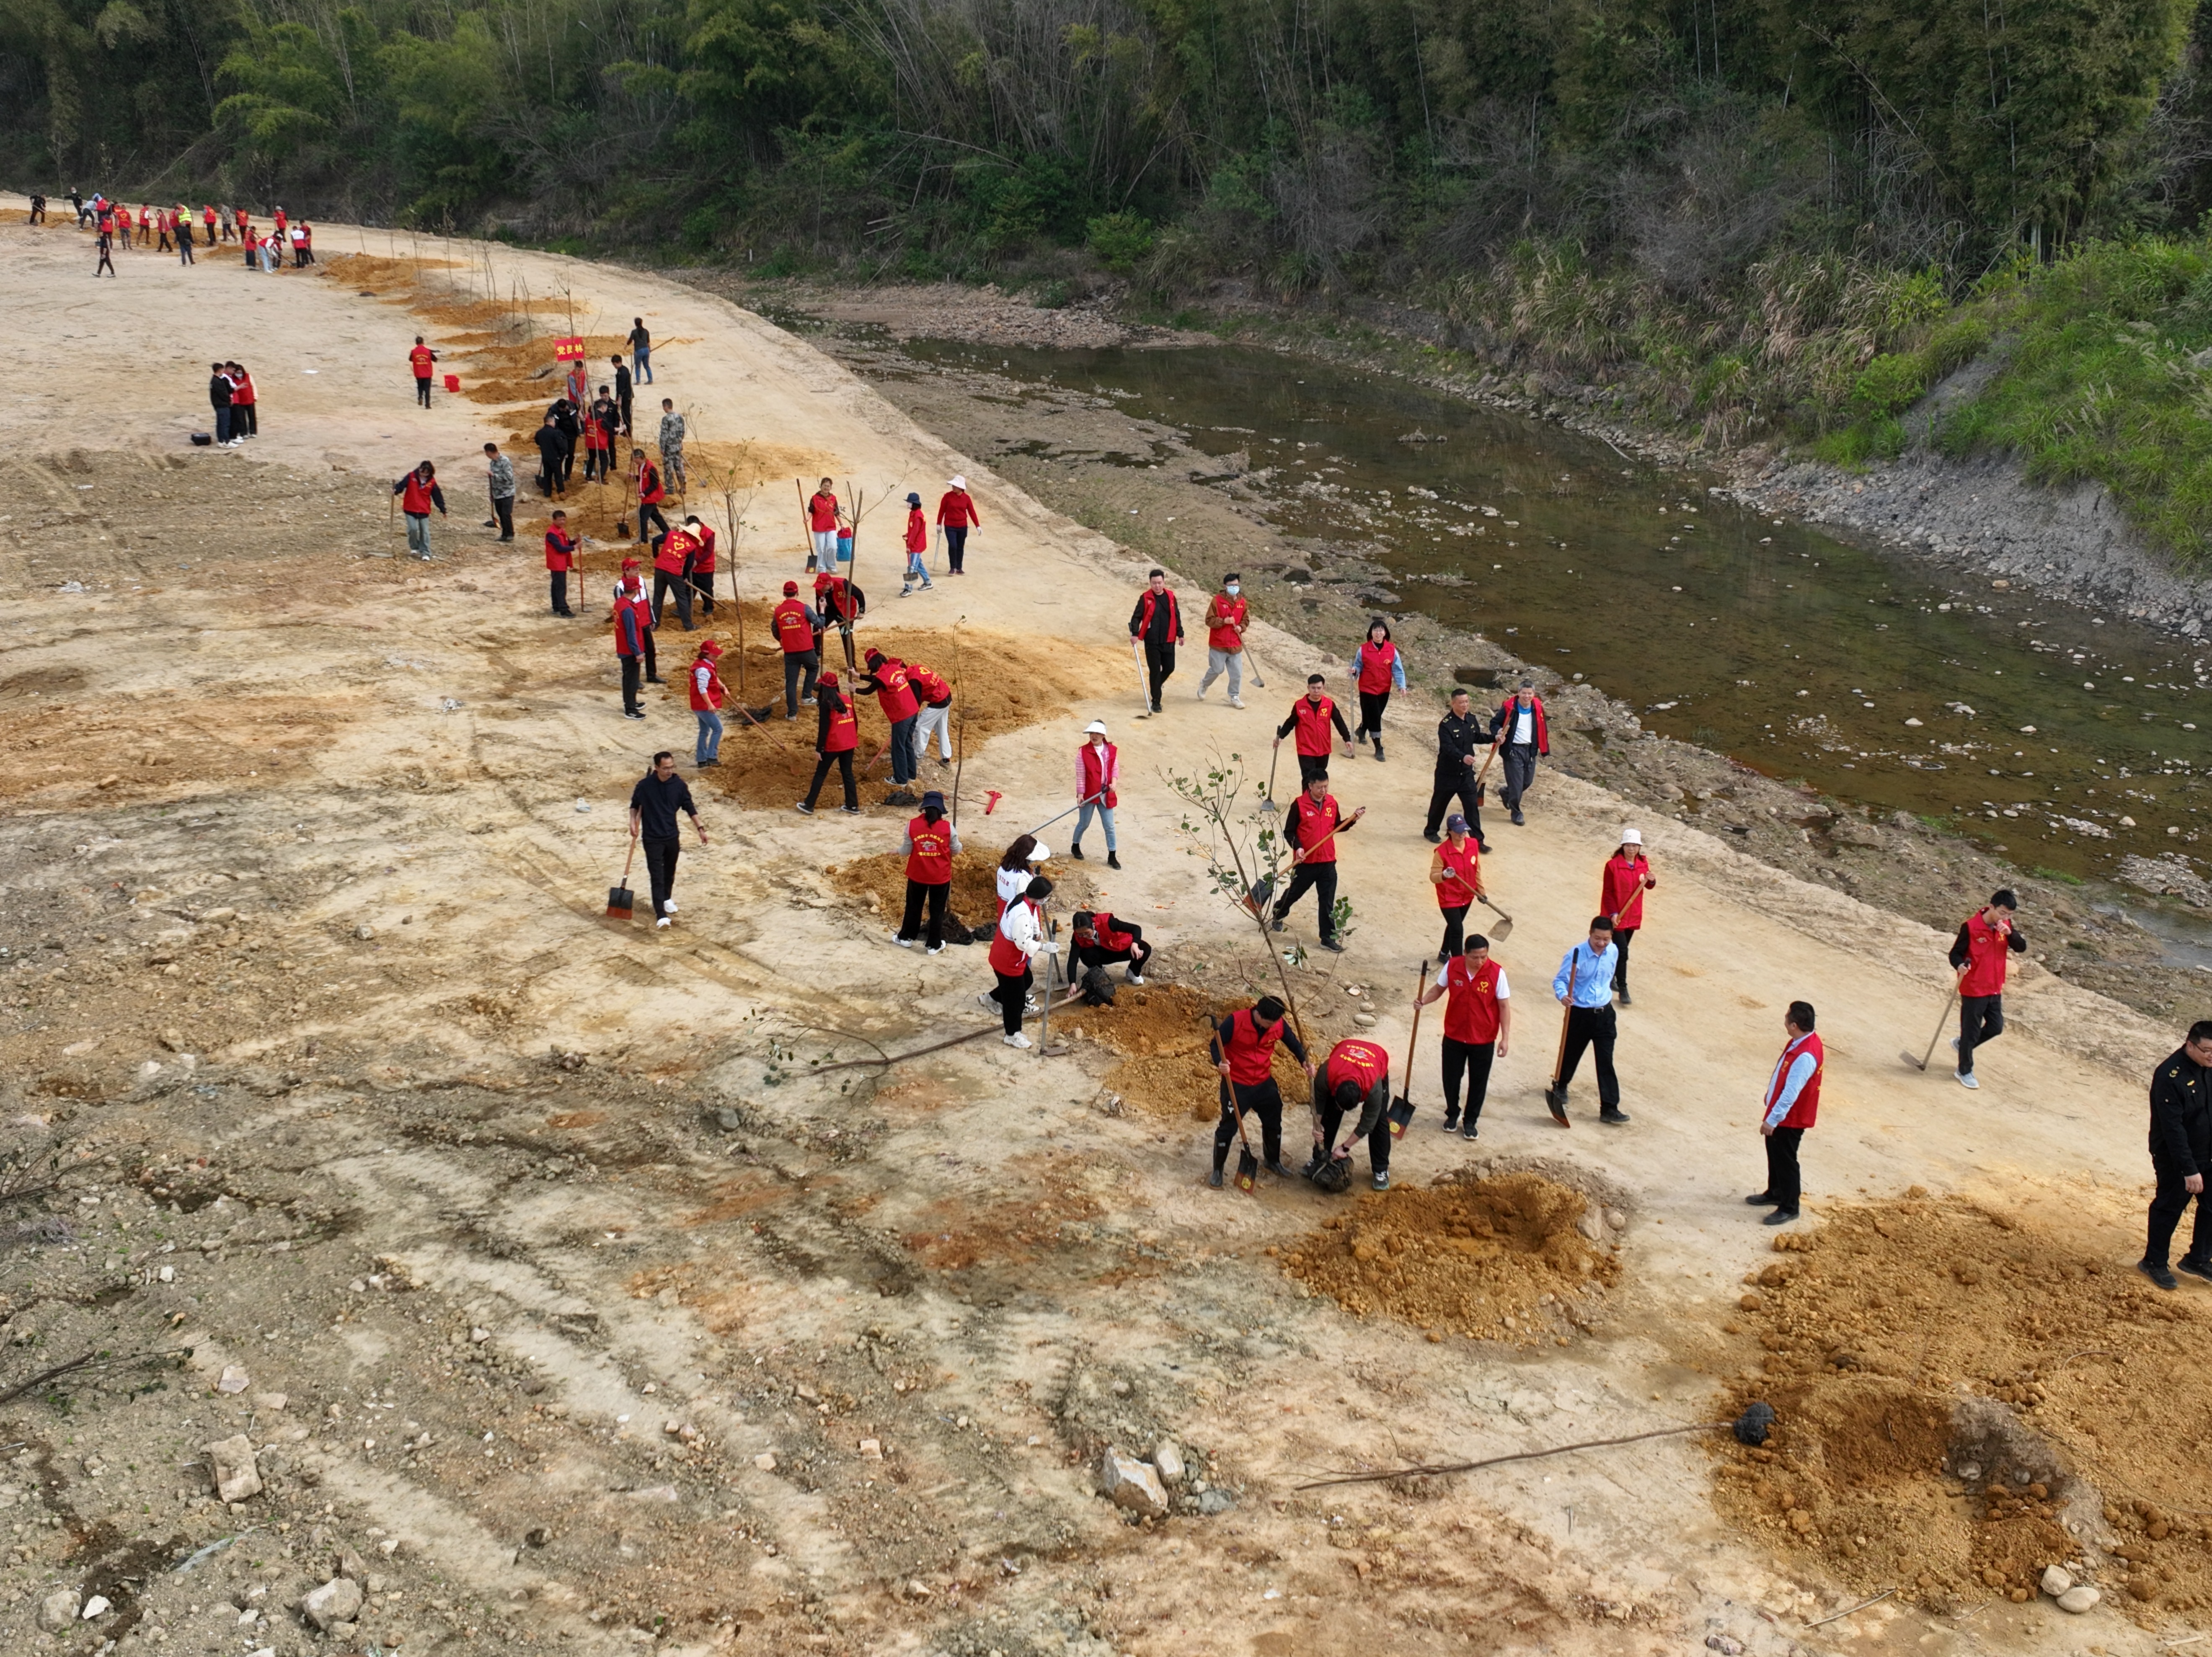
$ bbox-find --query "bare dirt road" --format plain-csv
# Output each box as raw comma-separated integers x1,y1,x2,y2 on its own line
0,206,2203,1657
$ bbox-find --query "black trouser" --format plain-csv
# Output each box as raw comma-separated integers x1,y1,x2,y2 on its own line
538,454,560,496
1295,751,1332,787
638,500,669,541
944,525,967,572
619,395,633,436
621,654,642,713
550,571,571,615
783,651,819,716
585,446,608,481
556,442,575,489
653,569,693,630
1070,929,1150,982
1271,862,1338,944
993,966,1032,1034
805,751,856,810
416,377,432,407
1356,689,1390,741
238,402,256,437
642,627,659,682
491,494,514,539
2145,1159,2212,1268
1502,745,1538,813
1425,767,1485,841
1612,927,1637,995
1142,639,1175,709
1957,994,2003,1075
899,879,948,948
642,836,680,919
691,567,715,616
1214,1078,1283,1172
178,234,193,265
1438,904,1469,960
1318,1095,1391,1174
1556,1004,1620,1109
1441,1037,1496,1127
1765,1126,1805,1212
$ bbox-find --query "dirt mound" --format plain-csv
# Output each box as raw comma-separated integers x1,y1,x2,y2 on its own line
1052,982,1232,1119
1281,1172,1617,1341
1713,1194,2212,1618
835,847,1100,946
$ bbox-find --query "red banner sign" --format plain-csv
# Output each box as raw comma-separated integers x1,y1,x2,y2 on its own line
553,336,585,361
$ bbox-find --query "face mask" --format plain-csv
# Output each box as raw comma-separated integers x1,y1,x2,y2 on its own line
1225,583,1240,596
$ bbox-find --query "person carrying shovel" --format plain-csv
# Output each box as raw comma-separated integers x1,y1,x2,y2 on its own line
1270,772,1363,953
1208,995,1312,1190
1418,934,1511,1139
1428,813,1484,963
1127,569,1183,715
1600,829,1657,1006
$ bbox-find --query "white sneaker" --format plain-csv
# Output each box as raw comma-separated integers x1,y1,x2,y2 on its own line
1196,685,1208,700
1003,1032,1032,1049
976,991,1000,1014
926,943,945,955
1127,973,1145,985
663,899,677,915
655,916,672,929
1228,695,1245,709
1956,1071,1979,1090
889,933,912,948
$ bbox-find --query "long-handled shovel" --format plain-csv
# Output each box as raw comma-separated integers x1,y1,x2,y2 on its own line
1243,642,1269,692
1130,637,1153,719
1476,893,1515,941
1260,745,1282,816
607,838,638,919
1544,953,1577,1126
1387,963,1425,1137
1903,984,1962,1072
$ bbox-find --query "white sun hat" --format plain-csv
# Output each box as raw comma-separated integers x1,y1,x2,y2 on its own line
1620,828,1643,845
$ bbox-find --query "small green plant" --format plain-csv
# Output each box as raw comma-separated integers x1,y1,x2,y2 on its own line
2030,864,2086,885
1086,210,1155,274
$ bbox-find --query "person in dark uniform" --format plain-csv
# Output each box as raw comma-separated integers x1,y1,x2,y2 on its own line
1424,686,1494,849
2140,1020,2212,1289
1207,996,1313,1188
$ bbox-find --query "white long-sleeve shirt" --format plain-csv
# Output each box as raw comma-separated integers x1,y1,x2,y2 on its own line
997,898,1045,960
996,865,1032,909
1762,1050,1820,1129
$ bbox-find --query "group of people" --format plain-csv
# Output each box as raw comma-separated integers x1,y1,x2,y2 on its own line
205,362,261,446
805,476,981,590
64,191,310,276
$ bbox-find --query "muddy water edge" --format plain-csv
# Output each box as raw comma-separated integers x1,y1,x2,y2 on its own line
738,294,2210,1020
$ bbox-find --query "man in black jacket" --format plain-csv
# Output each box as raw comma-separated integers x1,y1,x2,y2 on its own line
209,363,235,446
1128,569,1183,713
628,751,710,929
612,356,634,436
548,397,581,491
532,414,567,500
2141,1020,2212,1289
1424,686,1494,850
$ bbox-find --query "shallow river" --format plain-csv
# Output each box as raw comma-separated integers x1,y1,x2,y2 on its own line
903,338,2210,892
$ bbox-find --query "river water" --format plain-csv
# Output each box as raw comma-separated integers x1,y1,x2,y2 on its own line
902,337,2210,891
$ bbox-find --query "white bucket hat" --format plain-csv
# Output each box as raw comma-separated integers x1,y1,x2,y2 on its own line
948,475,967,490
1084,720,1109,735
1027,841,1050,862
1620,828,1643,845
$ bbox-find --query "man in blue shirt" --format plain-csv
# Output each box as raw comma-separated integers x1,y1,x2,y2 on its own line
1548,916,1628,1126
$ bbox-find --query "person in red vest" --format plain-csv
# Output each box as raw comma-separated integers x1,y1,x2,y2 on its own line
614,558,651,719
1348,616,1407,760
684,515,718,618
204,203,219,242
1428,812,1485,962
813,569,865,670
93,212,115,278
985,874,1052,1048
226,361,257,439
633,449,670,544
1196,573,1248,707
1127,569,1183,713
544,510,578,617
582,403,612,484
1493,679,1549,827
1748,1002,1823,1224
771,580,821,718
154,206,171,253
1419,934,1512,1138
936,475,980,573
1307,1036,1393,1190
899,490,933,594
1068,909,1152,986
858,648,922,795
391,462,446,560
1072,720,1120,868
1948,889,2026,1090
688,639,726,767
893,789,960,952
1271,771,1363,952
649,519,697,632
408,336,437,407
272,204,287,240
1600,829,1657,1005
906,655,953,767
807,478,840,571
1274,674,1355,790
797,669,861,815
1206,995,1312,1188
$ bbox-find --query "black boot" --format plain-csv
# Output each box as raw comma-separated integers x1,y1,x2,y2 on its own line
1070,841,1085,860
1107,850,1121,870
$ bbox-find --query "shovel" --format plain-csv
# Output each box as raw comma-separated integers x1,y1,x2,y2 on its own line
1545,951,1577,1126
1387,963,1424,1138
1903,985,1961,1071
1130,637,1153,718
607,838,638,919
1260,744,1281,816
1476,893,1515,942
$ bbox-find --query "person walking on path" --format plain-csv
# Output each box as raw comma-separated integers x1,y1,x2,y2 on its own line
1600,830,1656,1005
806,479,840,571
1949,889,2026,1090
796,669,862,815
612,355,634,436
628,317,653,383
858,649,921,796
689,639,726,767
392,462,446,560
409,336,437,407
629,751,709,929
94,223,116,277
176,213,194,264
1349,617,1405,759
1746,1002,1823,1226
907,655,953,765
985,875,1052,1048
1271,772,1363,952
1549,916,1627,1126
544,510,578,617
1128,570,1184,713
1275,675,1355,789
1207,996,1310,1187
227,362,257,439
1428,813,1484,962
1424,687,1494,849
1308,1036,1395,1191
207,362,234,445
533,414,567,500
633,450,670,543
1419,934,1511,1138
893,790,959,953
615,559,651,718
937,475,980,574
1068,909,1152,986
900,492,934,594
1493,679,1549,826
483,442,517,541
650,517,697,632
657,399,686,498
1071,720,1121,868
1196,574,1249,706
771,581,821,718
2140,1020,2212,1289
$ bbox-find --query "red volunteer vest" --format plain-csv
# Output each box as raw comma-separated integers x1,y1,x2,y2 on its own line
1135,590,1180,639
771,599,813,653
868,661,919,722
1323,1038,1388,1098
1290,793,1342,865
613,586,649,656
544,530,576,571
688,659,725,712
1959,911,2013,997
821,694,858,754
1207,594,1247,652
1079,741,1118,809
400,475,434,515
654,528,697,576
1292,696,1338,757
1496,695,1548,753
1092,912,1134,952
1767,1031,1824,1130
1356,641,1398,695
1434,837,1481,909
809,492,839,531
1222,1007,1287,1087
990,900,1039,976
1442,956,1504,1045
908,663,951,705
906,816,954,885
691,526,717,573
637,463,664,505
1601,854,1650,929
409,346,434,379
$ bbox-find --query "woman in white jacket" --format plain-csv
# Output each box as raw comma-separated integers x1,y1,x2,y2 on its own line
982,875,1053,1047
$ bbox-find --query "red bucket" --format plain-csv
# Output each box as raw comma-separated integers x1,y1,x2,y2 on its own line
442,373,460,392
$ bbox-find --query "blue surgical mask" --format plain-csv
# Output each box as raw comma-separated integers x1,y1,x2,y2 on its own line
1225,583,1240,596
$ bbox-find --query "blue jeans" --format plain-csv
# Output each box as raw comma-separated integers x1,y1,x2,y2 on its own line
633,346,652,383
1075,801,1116,852
888,714,918,784
695,710,723,764
404,513,431,557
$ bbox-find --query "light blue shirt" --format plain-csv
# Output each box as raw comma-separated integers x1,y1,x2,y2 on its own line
1347,646,1408,691
1553,941,1618,1007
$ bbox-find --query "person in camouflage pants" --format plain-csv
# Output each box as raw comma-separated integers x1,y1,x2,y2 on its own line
657,400,687,498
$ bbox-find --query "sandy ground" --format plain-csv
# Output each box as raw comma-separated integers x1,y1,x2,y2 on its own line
0,204,2203,1657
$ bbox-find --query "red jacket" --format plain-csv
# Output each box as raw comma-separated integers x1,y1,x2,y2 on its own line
1078,740,1118,809
904,507,928,554
1439,955,1505,1045
688,656,726,712
809,491,840,532
1206,593,1248,652
771,598,814,654
1355,640,1399,695
1289,792,1344,865
1765,1031,1824,1130
654,528,697,576
1956,910,2017,997
691,525,717,573
1432,836,1482,908
544,528,577,572
1495,695,1549,755
1601,854,1653,929
936,488,978,529
1321,1038,1389,1098
906,814,954,885
637,462,665,506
